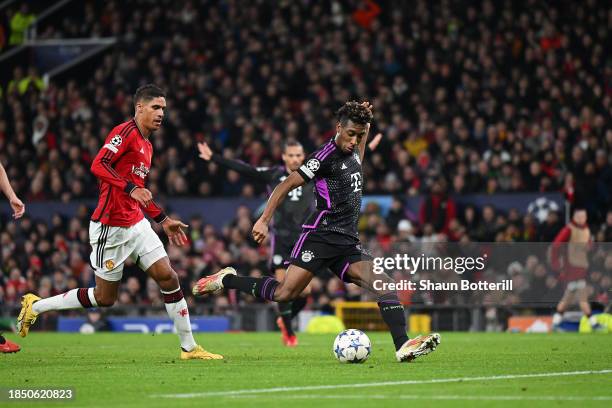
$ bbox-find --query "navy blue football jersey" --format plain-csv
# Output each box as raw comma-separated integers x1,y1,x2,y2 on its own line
296,139,363,241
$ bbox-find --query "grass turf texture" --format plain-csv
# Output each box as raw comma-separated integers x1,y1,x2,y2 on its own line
1,332,611,407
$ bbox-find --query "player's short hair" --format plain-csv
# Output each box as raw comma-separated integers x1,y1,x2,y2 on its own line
336,101,373,126
282,139,303,152
134,84,166,106
572,207,587,215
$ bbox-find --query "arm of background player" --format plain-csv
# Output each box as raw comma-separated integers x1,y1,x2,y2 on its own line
550,225,571,269
0,161,16,200
252,172,305,244
90,137,138,194
368,133,383,151
212,154,272,183
198,142,272,183
0,161,25,218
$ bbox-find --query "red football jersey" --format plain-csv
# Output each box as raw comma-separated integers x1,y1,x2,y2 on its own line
90,119,167,227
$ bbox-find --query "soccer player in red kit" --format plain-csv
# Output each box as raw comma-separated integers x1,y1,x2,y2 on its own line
17,84,222,360
551,208,595,331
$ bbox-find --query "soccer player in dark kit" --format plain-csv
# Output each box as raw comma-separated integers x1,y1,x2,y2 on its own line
196,139,314,346
194,101,440,362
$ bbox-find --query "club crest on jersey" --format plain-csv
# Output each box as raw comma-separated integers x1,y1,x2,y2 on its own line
110,135,123,146
301,250,314,263
105,260,115,270
306,159,320,172
132,162,150,179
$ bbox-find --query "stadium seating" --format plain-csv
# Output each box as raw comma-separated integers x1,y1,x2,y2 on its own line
0,0,610,321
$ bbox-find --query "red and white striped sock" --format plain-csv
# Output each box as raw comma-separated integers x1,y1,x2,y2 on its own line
161,287,197,352
32,288,98,314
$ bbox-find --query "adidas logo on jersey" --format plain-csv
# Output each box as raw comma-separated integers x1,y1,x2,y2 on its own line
139,147,145,154
341,163,348,169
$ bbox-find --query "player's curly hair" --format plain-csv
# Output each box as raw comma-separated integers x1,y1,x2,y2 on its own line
336,101,373,126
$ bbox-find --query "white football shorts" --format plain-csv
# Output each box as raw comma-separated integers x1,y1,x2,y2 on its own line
89,218,167,281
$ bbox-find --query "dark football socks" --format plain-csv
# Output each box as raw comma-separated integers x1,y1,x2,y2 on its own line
377,292,409,351
222,274,279,301
291,296,307,318
278,302,295,336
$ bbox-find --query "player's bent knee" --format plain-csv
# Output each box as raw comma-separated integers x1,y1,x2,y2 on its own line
274,292,291,302
160,268,179,284
149,263,179,285
95,295,116,307
274,287,299,302
98,299,115,307
93,288,117,307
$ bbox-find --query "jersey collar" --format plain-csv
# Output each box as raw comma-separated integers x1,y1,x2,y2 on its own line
132,118,149,141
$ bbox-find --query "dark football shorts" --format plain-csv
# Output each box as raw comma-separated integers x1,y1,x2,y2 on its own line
288,230,372,281
269,234,296,273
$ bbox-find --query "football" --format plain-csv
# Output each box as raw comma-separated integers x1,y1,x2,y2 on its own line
332,329,371,363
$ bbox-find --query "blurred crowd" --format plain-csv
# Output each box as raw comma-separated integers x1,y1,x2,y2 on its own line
1,0,611,316
1,0,610,216
1,201,611,316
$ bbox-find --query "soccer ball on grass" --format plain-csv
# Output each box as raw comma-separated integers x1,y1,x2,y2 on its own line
332,329,371,363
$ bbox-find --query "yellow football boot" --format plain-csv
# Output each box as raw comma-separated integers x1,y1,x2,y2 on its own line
180,345,224,360
17,294,41,337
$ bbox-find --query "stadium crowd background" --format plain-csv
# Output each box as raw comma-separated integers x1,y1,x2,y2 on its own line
0,1,611,321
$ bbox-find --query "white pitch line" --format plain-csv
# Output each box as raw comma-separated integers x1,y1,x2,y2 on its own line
153,369,612,399
232,394,612,402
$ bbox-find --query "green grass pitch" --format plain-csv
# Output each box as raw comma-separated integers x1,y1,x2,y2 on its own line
1,332,611,407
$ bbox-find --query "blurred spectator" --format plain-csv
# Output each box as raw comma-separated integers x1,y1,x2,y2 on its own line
597,211,612,243
419,178,456,234
551,208,593,327
8,4,35,46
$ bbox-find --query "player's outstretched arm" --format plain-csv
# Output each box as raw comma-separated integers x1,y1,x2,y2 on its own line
0,161,25,219
550,225,571,270
197,142,271,182
357,101,374,162
140,196,186,246
252,171,305,244
141,199,169,223
161,217,189,247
